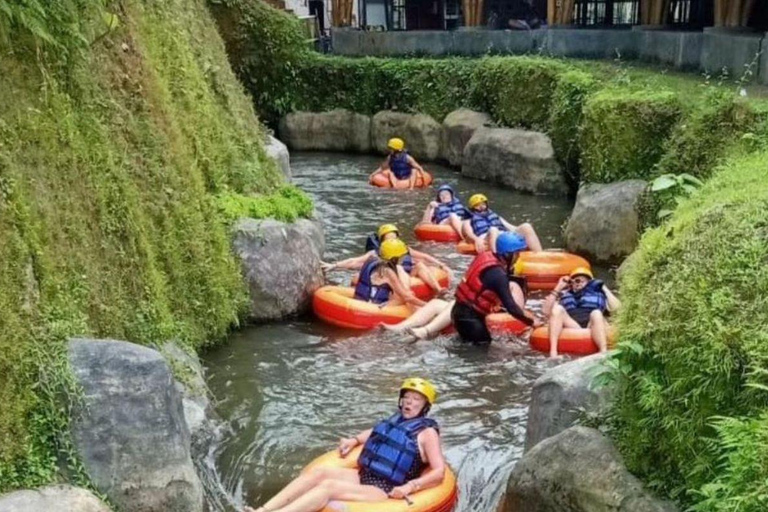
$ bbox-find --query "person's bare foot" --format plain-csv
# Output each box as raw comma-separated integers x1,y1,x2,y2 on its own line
381,322,405,332
408,327,430,340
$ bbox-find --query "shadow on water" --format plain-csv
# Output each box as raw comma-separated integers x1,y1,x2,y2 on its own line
200,153,602,511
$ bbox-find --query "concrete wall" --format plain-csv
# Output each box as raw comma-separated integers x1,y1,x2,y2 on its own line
332,27,768,84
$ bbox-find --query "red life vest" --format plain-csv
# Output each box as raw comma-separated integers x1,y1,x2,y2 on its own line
455,252,504,316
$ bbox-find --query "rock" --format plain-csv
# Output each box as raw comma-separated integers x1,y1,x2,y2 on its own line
371,111,442,161
232,217,325,321
278,109,371,153
525,353,612,451
0,485,110,512
565,180,647,263
160,341,211,439
441,108,492,166
69,338,203,512
505,427,678,512
264,134,291,181
462,127,568,195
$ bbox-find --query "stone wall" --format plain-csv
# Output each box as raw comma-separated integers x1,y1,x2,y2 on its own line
332,27,768,85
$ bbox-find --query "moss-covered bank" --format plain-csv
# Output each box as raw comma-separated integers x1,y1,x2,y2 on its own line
0,0,309,490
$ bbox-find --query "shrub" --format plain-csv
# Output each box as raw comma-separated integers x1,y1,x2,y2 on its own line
208,0,310,126
472,56,568,130
548,69,596,185
580,88,683,183
216,185,314,223
608,149,768,507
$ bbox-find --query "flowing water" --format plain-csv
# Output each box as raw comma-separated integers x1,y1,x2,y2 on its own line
201,153,598,512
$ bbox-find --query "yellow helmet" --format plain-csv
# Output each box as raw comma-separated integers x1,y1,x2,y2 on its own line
387,137,405,151
377,223,399,241
379,239,408,261
468,193,488,210
569,266,594,279
400,377,437,405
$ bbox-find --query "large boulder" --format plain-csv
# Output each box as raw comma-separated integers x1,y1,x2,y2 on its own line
232,217,325,321
565,180,647,263
69,339,203,512
462,128,568,195
504,427,678,512
525,353,612,451
440,108,492,167
278,109,371,153
0,485,110,512
160,341,211,440
371,111,442,161
264,134,291,181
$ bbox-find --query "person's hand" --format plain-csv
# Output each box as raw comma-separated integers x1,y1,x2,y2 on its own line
555,276,570,292
321,261,336,272
338,437,359,457
475,239,487,253
388,482,415,499
532,317,544,328
429,201,439,208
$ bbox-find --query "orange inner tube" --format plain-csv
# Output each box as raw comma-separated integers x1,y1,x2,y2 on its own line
414,223,462,243
303,446,458,512
530,325,616,355
454,249,591,291
370,171,434,189
312,286,412,330
350,267,450,301
485,312,531,336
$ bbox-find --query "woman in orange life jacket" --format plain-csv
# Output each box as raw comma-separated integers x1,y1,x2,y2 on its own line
542,267,621,357
243,378,446,512
462,193,543,253
451,232,543,343
384,232,539,341
352,238,426,309
419,184,471,240
321,224,453,295
368,137,427,190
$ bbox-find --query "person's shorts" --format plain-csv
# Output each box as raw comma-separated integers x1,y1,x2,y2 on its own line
451,301,491,344
568,308,593,329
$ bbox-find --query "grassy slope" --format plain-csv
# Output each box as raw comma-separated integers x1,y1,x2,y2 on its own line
0,0,307,489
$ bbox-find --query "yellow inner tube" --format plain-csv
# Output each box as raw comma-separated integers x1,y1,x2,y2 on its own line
302,446,458,512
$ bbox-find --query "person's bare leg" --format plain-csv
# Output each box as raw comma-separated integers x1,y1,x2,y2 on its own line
387,170,396,188
410,300,455,339
589,310,609,353
447,213,464,239
547,304,580,357
382,299,447,332
461,220,473,241
515,222,542,252
488,227,500,253
271,479,387,512
256,468,353,511
413,261,442,293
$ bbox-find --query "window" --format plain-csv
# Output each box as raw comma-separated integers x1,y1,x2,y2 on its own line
573,0,638,26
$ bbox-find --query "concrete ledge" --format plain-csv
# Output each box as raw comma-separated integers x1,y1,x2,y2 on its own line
331,28,767,84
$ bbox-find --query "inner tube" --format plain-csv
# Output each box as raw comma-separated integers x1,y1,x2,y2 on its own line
350,268,450,300
370,171,434,189
312,286,412,330
530,325,616,355
485,312,531,336
414,223,462,243
303,446,458,512
454,248,591,291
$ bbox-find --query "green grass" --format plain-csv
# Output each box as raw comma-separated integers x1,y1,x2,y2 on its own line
0,0,310,490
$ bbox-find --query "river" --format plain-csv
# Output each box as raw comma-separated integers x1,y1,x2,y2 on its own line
200,153,589,512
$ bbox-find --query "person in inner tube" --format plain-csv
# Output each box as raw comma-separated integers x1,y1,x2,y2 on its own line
419,184,471,240
368,137,426,189
244,378,447,512
542,267,622,358
462,193,543,253
321,224,453,296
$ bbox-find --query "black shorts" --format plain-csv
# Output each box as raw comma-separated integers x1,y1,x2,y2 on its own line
359,469,395,493
567,308,594,328
451,301,492,344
